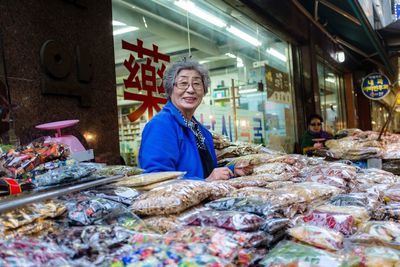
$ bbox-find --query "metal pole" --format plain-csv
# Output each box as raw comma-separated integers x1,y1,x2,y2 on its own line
378,84,400,141
0,175,124,213
231,79,238,141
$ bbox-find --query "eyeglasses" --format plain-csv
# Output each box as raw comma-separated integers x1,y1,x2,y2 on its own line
310,123,322,126
174,80,204,91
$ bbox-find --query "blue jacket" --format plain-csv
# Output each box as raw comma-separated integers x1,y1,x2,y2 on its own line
138,101,218,180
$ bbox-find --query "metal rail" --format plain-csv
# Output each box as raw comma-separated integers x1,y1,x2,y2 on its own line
0,174,124,213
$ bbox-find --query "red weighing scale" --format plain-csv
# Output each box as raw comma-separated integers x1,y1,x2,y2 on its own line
35,119,94,162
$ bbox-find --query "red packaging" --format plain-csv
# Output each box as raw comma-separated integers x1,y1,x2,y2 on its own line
301,211,354,235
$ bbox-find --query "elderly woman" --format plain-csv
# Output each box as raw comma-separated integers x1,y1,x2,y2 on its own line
139,58,244,180
301,113,333,155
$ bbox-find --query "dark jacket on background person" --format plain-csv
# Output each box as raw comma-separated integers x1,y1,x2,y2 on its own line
301,130,333,152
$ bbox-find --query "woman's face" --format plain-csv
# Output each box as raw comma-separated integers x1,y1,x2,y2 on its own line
309,118,322,133
171,69,204,117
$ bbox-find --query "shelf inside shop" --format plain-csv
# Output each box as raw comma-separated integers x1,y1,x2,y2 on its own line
0,174,124,213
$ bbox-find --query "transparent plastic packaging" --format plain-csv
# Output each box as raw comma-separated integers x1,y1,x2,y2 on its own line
67,196,128,226
350,221,400,248
329,193,369,209
264,181,294,190
142,215,179,233
299,211,354,235
0,239,70,267
206,197,276,216
225,173,291,189
84,185,139,205
288,224,344,250
259,241,344,267
373,202,400,221
112,242,232,267
130,180,211,216
92,165,143,177
181,209,266,231
206,181,236,200
114,171,185,187
280,182,343,203
253,162,300,176
260,218,290,234
344,245,400,267
315,204,369,227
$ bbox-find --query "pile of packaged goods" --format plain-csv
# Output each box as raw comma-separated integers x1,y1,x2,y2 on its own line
0,137,143,193
3,137,400,266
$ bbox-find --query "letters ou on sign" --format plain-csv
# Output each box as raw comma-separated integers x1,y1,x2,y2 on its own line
40,40,92,107
122,39,170,122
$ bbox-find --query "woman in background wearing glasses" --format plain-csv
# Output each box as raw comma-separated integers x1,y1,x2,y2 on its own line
301,114,333,155
139,58,249,180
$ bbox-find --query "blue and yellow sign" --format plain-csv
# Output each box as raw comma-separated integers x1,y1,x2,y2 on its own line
361,73,391,100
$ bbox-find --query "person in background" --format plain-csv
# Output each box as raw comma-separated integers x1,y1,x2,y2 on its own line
301,113,333,155
139,58,248,180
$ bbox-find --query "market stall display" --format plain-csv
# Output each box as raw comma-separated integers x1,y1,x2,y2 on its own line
1,129,400,266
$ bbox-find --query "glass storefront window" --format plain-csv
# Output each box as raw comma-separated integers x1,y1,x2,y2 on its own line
112,0,296,165
317,60,347,134
371,101,390,131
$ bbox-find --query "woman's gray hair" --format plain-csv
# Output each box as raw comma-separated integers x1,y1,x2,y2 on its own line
163,58,210,97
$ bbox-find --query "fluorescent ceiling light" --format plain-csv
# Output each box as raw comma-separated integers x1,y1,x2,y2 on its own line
174,0,227,28
240,88,257,94
236,57,244,68
336,51,345,63
226,26,261,46
325,77,336,84
113,26,139,35
225,53,236,58
199,60,210,64
112,20,127,26
266,48,287,62
142,17,148,28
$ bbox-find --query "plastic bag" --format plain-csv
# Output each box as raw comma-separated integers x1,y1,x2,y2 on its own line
67,197,127,225
259,241,344,267
288,224,344,250
112,242,232,267
300,211,354,235
206,181,236,200
344,245,400,267
114,171,185,187
85,185,139,205
253,162,300,176
181,209,266,231
33,162,101,187
264,181,293,190
315,204,369,227
230,187,304,208
206,197,276,216
373,202,400,221
225,173,291,189
280,182,342,203
330,193,369,208
350,221,400,248
0,239,70,266
384,184,400,202
260,218,290,234
142,215,179,233
130,180,211,216
92,165,143,177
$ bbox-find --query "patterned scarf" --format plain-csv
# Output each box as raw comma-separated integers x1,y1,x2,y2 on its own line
181,114,206,150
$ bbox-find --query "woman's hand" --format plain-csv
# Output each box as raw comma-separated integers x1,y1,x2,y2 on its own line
234,165,253,177
206,167,234,181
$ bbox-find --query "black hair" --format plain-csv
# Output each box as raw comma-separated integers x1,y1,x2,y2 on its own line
307,114,323,125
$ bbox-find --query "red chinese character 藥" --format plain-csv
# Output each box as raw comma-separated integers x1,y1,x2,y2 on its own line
122,39,170,122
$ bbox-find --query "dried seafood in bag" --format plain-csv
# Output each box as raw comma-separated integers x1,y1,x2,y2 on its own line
130,180,210,216
288,224,344,250
373,202,400,221
142,215,179,233
315,204,369,227
329,193,369,209
225,173,291,189
253,162,300,176
92,165,143,177
114,171,185,187
350,221,400,249
181,209,266,231
344,245,400,267
206,197,277,216
300,211,354,235
280,182,342,203
206,181,236,200
260,241,344,267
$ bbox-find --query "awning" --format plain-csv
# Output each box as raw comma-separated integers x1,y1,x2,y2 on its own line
378,19,400,52
293,0,395,76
